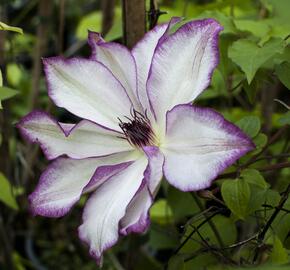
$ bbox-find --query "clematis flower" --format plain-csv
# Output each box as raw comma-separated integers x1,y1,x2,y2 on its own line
17,18,254,263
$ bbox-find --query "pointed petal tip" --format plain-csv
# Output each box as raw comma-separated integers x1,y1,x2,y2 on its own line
78,225,115,266
87,30,104,45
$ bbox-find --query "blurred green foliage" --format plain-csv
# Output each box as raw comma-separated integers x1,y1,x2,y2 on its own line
0,0,289,269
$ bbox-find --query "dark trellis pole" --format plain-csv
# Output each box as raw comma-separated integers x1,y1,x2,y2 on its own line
122,0,146,48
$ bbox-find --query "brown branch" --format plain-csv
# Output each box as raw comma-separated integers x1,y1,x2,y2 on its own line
30,0,53,109
101,0,115,36
122,0,146,48
58,0,65,55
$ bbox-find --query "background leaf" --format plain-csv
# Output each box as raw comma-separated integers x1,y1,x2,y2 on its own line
236,116,261,138
221,178,250,219
228,38,285,83
275,62,290,89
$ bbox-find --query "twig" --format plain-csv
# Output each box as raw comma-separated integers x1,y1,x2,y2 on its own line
244,125,289,167
253,183,290,262
148,0,166,30
173,210,221,255
218,161,290,180
261,204,290,214
191,193,225,248
274,99,290,110
221,233,259,250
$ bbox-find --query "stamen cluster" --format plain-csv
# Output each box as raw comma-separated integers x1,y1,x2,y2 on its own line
119,109,155,147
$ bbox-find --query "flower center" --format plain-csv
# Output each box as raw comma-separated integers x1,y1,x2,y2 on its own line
118,109,155,147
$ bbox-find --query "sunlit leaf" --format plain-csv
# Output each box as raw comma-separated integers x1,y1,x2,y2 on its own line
150,199,173,225
268,235,289,264
0,172,18,210
0,21,23,34
7,63,22,87
76,8,121,40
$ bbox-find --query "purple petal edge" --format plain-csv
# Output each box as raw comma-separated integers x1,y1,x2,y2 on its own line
87,31,105,59
83,161,133,193
163,104,255,192
27,157,78,218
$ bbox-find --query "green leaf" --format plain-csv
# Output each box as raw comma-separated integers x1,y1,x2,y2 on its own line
150,199,173,225
269,235,289,264
221,178,250,219
248,187,268,214
275,62,290,89
76,11,102,39
242,79,257,104
236,116,261,138
0,172,18,210
253,133,268,153
104,17,122,41
76,8,121,40
167,186,199,221
250,132,267,156
228,38,285,83
241,169,269,189
168,255,184,270
149,225,179,250
0,21,23,34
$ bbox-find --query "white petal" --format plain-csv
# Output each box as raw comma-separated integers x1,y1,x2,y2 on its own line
132,18,181,113
161,105,254,191
88,32,142,111
147,19,223,133
143,146,164,194
29,151,137,217
119,185,152,235
78,155,148,263
43,57,133,130
119,146,164,235
17,111,134,160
